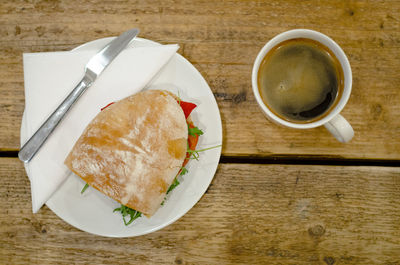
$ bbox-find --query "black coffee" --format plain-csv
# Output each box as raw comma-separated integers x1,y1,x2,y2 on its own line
258,38,343,122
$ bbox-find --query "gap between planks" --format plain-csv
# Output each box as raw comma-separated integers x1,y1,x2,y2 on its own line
0,150,398,167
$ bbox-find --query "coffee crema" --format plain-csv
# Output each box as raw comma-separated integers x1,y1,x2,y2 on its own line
257,38,344,123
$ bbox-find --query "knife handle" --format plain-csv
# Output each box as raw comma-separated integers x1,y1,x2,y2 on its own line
18,75,93,163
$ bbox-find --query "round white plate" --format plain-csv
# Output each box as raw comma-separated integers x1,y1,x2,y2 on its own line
21,37,222,237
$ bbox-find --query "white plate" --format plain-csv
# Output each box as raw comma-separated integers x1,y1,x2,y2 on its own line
20,37,222,237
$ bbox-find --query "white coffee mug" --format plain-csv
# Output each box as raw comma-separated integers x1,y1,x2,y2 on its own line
252,29,354,143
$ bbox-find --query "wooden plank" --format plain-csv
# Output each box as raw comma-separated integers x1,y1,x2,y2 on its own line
0,0,399,159
1,158,399,264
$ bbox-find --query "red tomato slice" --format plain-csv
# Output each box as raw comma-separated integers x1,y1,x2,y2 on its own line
101,102,114,111
182,121,199,168
179,101,197,119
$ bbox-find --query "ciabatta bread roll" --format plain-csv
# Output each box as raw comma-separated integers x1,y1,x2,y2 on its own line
65,90,188,216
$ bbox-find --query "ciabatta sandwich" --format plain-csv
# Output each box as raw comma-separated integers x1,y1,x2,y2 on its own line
65,90,201,217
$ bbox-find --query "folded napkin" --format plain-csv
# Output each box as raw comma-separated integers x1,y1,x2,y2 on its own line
22,43,179,213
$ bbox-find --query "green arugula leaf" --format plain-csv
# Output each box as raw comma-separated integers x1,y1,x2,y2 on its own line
162,167,188,205
180,167,188,176
113,204,142,226
188,125,204,136
167,178,180,194
81,183,89,194
187,144,222,160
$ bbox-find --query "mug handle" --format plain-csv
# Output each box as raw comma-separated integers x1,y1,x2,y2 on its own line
324,114,354,143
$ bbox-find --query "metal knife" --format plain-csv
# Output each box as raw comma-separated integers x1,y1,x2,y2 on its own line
18,28,140,163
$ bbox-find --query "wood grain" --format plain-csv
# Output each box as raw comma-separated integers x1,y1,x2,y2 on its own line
1,158,399,264
0,0,400,159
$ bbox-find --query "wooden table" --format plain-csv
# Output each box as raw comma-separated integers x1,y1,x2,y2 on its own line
1,1,399,264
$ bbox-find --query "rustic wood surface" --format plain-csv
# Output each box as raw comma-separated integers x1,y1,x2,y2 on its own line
1,158,399,265
1,1,400,264
0,0,399,159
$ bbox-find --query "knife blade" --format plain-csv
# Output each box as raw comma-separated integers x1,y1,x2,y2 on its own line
18,28,140,163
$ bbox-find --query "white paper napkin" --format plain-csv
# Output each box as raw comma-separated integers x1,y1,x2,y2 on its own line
22,43,179,213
